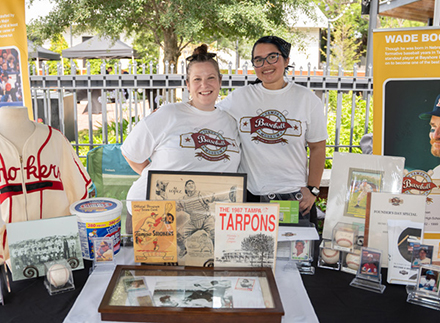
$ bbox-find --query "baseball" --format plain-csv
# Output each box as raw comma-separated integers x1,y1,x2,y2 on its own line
345,250,361,270
334,229,354,248
47,264,70,288
321,248,340,264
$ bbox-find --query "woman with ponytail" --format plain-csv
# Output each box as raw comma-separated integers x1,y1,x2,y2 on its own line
122,44,240,203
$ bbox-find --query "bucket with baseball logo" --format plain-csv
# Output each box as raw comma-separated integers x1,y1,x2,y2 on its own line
70,197,122,260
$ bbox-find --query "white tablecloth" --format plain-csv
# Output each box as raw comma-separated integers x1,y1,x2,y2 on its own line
64,248,318,323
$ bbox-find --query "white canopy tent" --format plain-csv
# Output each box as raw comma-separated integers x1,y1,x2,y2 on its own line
62,36,137,59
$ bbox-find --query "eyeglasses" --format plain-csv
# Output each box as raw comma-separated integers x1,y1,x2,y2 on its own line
252,52,281,68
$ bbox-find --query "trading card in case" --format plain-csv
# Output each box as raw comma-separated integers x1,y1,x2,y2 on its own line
411,244,434,270
318,240,340,270
332,222,359,253
291,240,312,262
416,265,440,296
358,247,382,281
341,249,361,275
92,237,116,273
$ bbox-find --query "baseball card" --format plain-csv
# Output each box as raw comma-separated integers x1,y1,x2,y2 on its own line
359,248,382,280
416,265,440,296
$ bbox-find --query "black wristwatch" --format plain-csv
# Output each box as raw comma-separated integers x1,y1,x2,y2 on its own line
307,186,320,197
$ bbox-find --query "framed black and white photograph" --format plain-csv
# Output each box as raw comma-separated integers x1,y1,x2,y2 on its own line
6,215,84,281
147,171,247,267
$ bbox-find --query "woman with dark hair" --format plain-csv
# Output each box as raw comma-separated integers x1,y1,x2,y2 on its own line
122,44,240,208
217,36,327,224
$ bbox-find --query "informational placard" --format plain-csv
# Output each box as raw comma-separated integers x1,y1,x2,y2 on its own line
424,195,440,266
373,27,440,176
364,192,426,267
0,0,32,115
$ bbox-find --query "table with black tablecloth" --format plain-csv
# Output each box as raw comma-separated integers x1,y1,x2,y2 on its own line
1,246,439,323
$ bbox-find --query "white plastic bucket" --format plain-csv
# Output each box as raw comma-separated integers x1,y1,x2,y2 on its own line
70,198,122,260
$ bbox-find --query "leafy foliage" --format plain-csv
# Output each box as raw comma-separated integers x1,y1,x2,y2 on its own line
327,21,365,71
325,91,373,168
28,0,313,71
74,118,132,166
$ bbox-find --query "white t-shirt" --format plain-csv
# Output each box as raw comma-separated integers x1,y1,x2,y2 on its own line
217,81,327,195
121,102,241,201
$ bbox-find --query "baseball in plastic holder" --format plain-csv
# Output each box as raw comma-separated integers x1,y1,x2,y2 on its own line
406,264,440,311
91,237,116,274
260,187,311,227
44,259,75,296
318,239,341,271
341,248,362,275
331,222,359,253
350,247,386,294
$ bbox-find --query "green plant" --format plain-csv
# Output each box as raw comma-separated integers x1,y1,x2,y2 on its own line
324,91,373,168
316,197,327,212
74,118,134,166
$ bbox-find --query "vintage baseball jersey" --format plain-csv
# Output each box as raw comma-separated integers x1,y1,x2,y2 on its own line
121,102,241,201
0,123,91,264
217,81,328,195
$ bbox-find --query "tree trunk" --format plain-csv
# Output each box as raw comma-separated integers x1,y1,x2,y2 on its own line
162,28,181,74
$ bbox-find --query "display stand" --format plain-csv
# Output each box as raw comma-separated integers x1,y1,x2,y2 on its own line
44,259,75,296
91,238,116,274
0,264,11,305
318,240,340,271
341,249,361,275
406,265,440,311
291,239,315,275
350,247,386,294
0,272,3,305
332,222,359,253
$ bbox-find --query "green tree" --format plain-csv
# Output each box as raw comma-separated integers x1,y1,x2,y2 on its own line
327,20,365,71
28,0,312,72
46,34,75,75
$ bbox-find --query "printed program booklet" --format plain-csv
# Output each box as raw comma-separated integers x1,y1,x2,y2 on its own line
132,201,177,263
214,203,279,272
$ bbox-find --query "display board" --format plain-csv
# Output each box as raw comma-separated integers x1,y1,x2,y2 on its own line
373,27,440,176
0,0,32,115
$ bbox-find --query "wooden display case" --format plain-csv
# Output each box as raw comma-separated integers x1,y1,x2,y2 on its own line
98,265,284,323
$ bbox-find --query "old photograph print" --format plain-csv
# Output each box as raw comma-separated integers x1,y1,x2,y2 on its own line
7,216,84,281
153,277,233,308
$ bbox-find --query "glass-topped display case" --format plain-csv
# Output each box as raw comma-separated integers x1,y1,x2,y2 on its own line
98,265,284,323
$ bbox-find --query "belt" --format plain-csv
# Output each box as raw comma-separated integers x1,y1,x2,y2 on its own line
257,190,303,202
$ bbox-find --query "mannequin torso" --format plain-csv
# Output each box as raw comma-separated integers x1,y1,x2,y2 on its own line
0,106,35,154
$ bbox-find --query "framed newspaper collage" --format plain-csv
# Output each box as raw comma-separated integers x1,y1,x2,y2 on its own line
146,171,247,267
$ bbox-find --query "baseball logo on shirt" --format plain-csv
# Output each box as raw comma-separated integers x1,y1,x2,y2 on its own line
402,170,437,196
180,128,239,161
239,109,301,144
